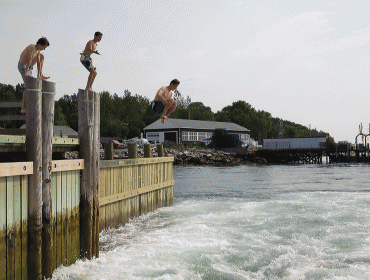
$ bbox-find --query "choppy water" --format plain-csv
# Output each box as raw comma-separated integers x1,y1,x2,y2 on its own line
52,163,370,279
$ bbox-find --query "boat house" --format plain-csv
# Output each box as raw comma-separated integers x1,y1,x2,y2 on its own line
143,118,250,145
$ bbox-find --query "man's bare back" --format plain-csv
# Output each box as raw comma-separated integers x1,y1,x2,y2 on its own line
19,44,38,66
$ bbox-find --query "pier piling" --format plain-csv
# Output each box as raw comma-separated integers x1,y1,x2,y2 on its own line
41,80,56,279
25,76,43,280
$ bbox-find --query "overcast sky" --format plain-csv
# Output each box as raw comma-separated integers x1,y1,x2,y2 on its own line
1,0,369,142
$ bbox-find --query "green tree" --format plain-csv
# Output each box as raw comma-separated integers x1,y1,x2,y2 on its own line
187,102,215,121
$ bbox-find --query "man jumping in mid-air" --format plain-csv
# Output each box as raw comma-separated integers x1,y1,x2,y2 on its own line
80,31,102,92
18,37,50,113
151,79,179,123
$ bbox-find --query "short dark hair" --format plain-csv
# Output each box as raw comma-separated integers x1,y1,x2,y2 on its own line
170,79,180,85
95,31,103,37
36,37,50,46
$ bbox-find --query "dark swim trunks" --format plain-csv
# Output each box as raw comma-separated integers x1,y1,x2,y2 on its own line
151,100,164,114
80,54,96,71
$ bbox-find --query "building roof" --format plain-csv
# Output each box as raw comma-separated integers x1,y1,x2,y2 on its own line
20,125,78,137
144,118,249,132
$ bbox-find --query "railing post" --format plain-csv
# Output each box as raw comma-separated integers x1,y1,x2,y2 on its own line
157,144,164,157
41,80,55,279
78,89,93,259
144,144,151,158
128,143,137,159
104,142,114,160
25,76,43,280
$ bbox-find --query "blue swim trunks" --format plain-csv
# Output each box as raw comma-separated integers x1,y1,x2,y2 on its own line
151,100,164,114
80,54,96,71
18,62,33,81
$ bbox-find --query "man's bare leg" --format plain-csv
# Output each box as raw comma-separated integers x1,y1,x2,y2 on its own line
37,53,50,80
86,69,97,91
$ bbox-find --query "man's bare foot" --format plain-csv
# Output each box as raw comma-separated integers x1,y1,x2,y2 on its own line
161,116,168,123
41,75,50,80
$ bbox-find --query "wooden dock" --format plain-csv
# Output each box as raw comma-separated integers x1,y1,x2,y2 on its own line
0,77,174,279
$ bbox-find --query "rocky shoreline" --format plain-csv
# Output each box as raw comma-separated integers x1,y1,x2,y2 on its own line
66,147,266,165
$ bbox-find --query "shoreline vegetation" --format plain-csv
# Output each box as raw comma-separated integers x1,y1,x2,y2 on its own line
1,83,329,144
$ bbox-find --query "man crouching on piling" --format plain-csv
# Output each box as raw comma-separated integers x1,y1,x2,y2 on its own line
18,37,50,114
151,79,179,123
80,31,102,92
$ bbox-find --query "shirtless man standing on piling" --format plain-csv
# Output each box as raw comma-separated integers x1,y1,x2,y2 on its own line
80,31,102,92
18,37,50,113
151,79,179,123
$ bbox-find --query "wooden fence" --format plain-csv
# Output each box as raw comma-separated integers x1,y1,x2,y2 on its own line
100,157,174,229
0,159,83,280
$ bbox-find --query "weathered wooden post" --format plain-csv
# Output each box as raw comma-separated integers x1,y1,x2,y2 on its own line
41,80,55,279
128,143,137,159
144,144,151,158
104,142,114,160
157,144,164,157
92,92,100,257
25,76,43,279
78,89,93,259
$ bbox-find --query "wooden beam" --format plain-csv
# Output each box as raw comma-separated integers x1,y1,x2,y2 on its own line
0,162,33,177
0,115,26,121
100,180,175,206
0,135,79,145
52,160,84,172
0,135,26,144
0,102,22,108
100,157,174,169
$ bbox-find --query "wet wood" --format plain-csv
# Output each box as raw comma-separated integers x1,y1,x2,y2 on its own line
25,76,43,280
41,80,56,279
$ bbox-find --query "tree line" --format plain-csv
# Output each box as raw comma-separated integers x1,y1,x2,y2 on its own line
0,83,329,142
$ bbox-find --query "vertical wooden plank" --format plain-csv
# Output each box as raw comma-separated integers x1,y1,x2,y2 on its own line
99,168,105,231
112,167,118,227
0,177,7,280
13,176,22,279
66,171,72,264
56,171,62,267
21,175,28,280
62,171,68,265
51,172,57,270
6,176,15,280
107,167,112,228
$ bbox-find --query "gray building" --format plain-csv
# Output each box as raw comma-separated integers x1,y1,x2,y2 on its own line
20,125,78,138
143,118,250,145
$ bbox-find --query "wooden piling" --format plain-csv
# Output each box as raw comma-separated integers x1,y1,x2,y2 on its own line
92,92,100,257
78,89,93,259
104,142,114,160
144,144,151,158
128,143,137,159
25,76,43,280
157,144,164,157
41,80,55,279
